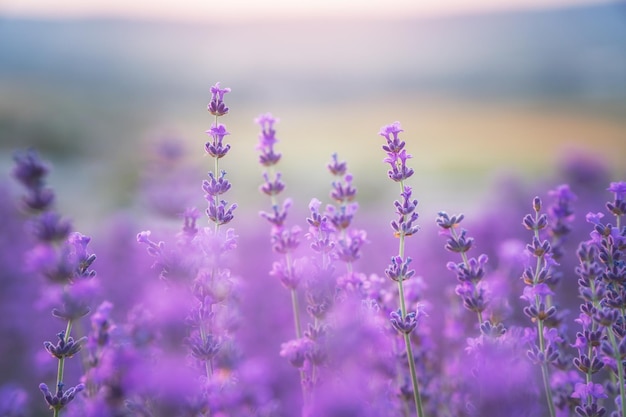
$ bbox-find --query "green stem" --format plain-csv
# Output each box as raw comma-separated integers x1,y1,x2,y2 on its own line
450,228,484,328
53,319,73,417
290,288,302,339
404,333,425,417
395,179,425,417
608,329,626,417
537,321,556,417
530,212,556,417
56,320,73,388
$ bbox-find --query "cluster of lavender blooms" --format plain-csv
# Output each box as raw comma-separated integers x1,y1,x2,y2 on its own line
1,82,625,417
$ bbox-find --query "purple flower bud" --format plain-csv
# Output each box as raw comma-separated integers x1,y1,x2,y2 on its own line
207,82,230,116
31,212,72,242
571,382,608,401
206,199,237,225
271,225,301,254
436,211,464,229
607,181,626,200
204,123,231,158
203,171,232,197
327,153,347,176
280,338,313,368
39,382,84,411
532,196,542,212
385,256,415,282
12,149,49,188
259,172,285,197
260,200,291,228
379,121,405,154
187,333,222,361
389,309,419,334
330,174,357,203
43,331,87,359
255,113,282,166
384,149,414,182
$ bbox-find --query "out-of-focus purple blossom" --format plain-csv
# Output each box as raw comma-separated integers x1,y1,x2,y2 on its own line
327,152,347,176
330,174,356,204
0,385,28,417
12,149,55,211
87,301,115,350
280,338,314,368
271,225,301,255
336,229,367,264
260,198,292,228
193,226,238,258
260,172,285,196
255,113,282,166
520,283,555,303
572,382,609,402
607,181,626,200
187,333,222,361
179,206,201,241
325,203,358,231
31,212,71,243
546,184,577,261
12,149,49,189
50,279,100,321
606,181,626,219
270,257,306,290
66,232,97,280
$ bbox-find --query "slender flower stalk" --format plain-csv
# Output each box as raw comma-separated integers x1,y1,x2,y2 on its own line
201,82,236,380
13,150,95,417
378,122,425,417
586,181,626,417
256,113,303,339
436,212,489,327
521,196,558,417
325,153,366,293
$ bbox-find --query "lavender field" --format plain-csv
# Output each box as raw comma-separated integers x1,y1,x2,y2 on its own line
1,2,626,417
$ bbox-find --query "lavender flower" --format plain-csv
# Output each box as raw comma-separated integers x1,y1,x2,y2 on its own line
378,121,426,417
521,194,572,417
38,383,85,412
12,149,55,212
437,211,490,325
579,181,626,417
256,113,304,347
207,81,231,116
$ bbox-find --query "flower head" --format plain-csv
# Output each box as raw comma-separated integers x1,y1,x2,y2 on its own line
208,82,230,116
608,181,626,200
205,123,231,159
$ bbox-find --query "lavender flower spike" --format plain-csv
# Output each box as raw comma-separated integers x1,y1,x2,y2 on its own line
378,121,426,417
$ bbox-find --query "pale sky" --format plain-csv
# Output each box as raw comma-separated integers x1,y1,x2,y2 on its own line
0,0,614,21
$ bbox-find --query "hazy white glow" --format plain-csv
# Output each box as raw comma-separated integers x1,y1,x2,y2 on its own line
0,0,613,20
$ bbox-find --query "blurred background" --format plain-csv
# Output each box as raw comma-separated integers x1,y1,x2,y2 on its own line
1,2,625,413
1,0,625,232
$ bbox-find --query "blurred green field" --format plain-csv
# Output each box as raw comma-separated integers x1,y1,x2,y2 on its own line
1,3,625,232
